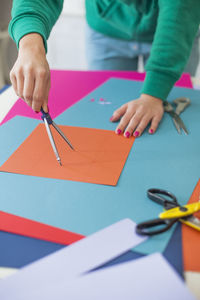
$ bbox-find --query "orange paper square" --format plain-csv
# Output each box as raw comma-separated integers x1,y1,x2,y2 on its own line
0,124,135,186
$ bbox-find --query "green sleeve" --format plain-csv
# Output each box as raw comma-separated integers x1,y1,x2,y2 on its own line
141,0,200,100
8,0,64,52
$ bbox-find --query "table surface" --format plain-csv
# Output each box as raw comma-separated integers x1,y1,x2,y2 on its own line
0,72,200,299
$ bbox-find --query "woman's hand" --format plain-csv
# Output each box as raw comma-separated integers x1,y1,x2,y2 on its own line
10,33,50,113
110,94,164,137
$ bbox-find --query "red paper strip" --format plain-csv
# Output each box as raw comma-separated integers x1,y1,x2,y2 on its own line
0,211,84,245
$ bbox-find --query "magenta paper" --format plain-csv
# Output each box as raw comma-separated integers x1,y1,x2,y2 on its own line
0,71,193,126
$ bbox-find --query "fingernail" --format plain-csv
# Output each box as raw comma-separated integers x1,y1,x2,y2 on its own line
47,106,49,112
110,116,114,121
134,131,139,137
149,129,154,134
125,131,130,138
35,111,39,114
117,129,122,135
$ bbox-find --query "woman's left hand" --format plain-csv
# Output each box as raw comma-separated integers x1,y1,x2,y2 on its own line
110,94,164,137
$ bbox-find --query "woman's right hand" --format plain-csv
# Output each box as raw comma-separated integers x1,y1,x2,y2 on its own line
10,33,50,113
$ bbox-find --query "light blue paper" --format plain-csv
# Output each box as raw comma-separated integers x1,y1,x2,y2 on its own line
0,79,200,254
0,116,39,165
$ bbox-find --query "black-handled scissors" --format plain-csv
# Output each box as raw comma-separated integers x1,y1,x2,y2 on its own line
136,188,200,236
41,108,74,166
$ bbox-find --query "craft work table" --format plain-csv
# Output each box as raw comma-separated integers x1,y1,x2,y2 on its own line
0,70,199,299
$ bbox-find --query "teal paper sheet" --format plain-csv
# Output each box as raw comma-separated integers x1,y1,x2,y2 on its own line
0,117,39,165
0,78,200,255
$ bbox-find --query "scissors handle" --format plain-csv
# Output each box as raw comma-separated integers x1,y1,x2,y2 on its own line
147,188,178,210
163,101,174,113
163,100,189,134
173,97,190,115
136,218,178,236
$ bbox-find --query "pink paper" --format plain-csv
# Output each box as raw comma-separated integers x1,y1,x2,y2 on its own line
0,70,193,126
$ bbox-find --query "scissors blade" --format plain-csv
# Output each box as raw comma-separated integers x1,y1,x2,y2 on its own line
176,118,188,135
52,122,74,151
173,113,188,135
169,111,188,135
180,215,200,231
43,118,62,166
172,117,181,134
167,111,181,134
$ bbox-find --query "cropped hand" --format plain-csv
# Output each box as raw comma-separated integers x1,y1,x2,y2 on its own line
10,33,50,113
110,94,164,137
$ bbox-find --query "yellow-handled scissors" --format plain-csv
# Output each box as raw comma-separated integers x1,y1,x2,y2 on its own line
136,188,200,236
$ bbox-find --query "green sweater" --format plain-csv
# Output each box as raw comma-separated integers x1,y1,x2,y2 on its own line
9,0,200,100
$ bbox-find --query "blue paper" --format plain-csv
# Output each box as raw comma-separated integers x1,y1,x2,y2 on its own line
0,79,199,255
0,116,39,166
0,231,64,268
163,223,183,277
0,223,182,277
0,219,145,298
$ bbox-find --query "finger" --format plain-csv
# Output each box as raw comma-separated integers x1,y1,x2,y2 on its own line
133,115,152,137
42,79,50,113
110,104,127,122
10,72,17,95
23,72,35,108
149,115,162,134
115,110,134,135
32,70,48,112
124,112,144,137
16,69,24,99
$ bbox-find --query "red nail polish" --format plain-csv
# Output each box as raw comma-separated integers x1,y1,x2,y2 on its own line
35,111,39,114
149,129,154,134
134,131,139,137
117,129,122,135
110,116,114,121
125,131,130,138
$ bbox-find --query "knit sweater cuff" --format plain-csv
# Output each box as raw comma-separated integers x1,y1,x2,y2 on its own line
141,71,178,100
9,15,48,52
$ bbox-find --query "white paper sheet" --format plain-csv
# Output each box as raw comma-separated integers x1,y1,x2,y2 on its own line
0,86,18,123
27,254,197,300
0,219,146,299
0,267,17,279
185,272,200,300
